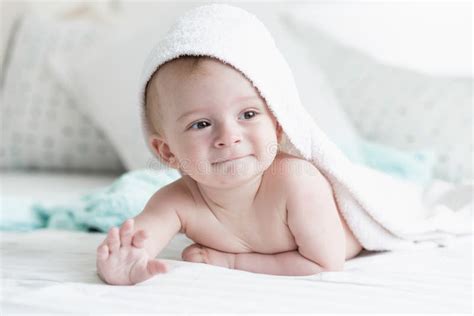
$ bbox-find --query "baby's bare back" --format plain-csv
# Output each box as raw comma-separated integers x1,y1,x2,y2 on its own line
172,153,362,258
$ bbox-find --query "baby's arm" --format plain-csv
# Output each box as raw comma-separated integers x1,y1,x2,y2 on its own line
96,185,182,285
283,161,346,273
215,162,345,276
234,250,327,275
183,246,327,276
130,188,183,259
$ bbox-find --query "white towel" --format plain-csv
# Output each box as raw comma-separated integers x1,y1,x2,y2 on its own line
138,4,472,251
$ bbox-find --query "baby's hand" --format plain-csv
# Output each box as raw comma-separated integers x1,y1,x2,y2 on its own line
96,218,167,285
182,243,236,269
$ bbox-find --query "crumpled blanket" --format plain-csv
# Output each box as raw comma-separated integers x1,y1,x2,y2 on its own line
0,169,180,232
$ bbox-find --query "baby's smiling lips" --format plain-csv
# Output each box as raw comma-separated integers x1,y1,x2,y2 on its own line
212,155,248,164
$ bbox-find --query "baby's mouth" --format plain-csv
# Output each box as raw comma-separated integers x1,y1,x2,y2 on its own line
212,155,248,165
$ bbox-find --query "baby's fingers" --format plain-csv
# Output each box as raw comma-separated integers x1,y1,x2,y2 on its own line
119,219,134,247
132,230,148,248
107,227,120,253
129,259,167,284
97,244,109,260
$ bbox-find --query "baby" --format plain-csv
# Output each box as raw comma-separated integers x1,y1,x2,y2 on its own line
96,55,363,285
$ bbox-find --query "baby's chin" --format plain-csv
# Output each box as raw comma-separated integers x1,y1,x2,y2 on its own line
189,156,272,188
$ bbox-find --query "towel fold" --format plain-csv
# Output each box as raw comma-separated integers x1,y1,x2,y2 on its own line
138,4,472,250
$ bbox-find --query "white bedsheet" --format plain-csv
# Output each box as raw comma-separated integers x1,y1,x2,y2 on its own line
1,230,471,313
0,171,472,313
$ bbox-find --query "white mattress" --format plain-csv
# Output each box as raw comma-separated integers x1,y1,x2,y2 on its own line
0,171,472,313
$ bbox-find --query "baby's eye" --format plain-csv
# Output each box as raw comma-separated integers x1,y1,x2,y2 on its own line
239,111,258,120
190,121,211,130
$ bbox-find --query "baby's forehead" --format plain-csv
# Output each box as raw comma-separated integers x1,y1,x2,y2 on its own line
149,57,249,100
151,57,215,83
148,56,269,112
147,58,210,105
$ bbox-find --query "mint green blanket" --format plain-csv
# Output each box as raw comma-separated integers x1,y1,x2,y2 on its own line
0,169,180,232
0,139,436,232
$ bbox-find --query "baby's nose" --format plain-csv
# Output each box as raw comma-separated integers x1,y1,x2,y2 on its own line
215,136,241,148
214,125,242,148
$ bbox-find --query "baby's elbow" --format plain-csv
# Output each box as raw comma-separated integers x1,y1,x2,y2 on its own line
305,259,344,275
320,258,345,272
322,241,346,272
323,262,344,272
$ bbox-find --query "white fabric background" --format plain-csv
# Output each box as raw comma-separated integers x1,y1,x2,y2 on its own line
0,13,123,172
285,11,472,183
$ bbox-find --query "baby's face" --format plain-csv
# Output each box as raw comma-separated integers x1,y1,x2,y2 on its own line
148,58,281,188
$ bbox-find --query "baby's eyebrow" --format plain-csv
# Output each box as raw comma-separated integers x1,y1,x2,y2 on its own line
177,109,206,122
233,95,261,103
176,95,262,122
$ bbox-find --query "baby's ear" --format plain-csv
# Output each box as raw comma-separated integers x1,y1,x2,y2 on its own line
149,134,179,169
276,121,283,143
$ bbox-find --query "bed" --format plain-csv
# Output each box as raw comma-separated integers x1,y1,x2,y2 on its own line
0,171,472,314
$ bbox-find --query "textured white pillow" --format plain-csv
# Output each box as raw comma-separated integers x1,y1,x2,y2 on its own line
49,3,199,171
0,13,123,172
284,14,473,183
51,22,170,171
51,3,363,171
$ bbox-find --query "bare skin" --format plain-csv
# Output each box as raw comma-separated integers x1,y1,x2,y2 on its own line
96,57,363,285
96,152,362,285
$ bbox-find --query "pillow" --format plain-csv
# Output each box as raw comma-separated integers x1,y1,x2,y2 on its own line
49,3,199,171
50,2,364,171
0,13,123,172
284,13,473,183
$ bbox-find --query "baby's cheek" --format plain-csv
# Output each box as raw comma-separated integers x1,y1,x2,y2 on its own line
176,146,207,171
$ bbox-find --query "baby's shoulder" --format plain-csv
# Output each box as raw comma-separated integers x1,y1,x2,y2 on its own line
268,152,330,190
150,176,195,210
270,152,319,177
